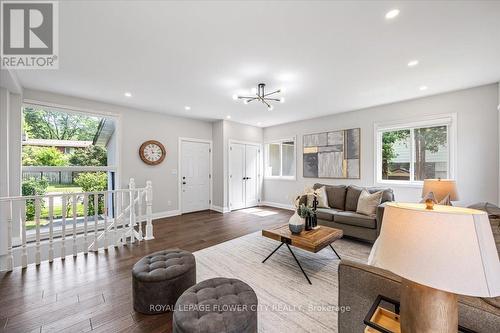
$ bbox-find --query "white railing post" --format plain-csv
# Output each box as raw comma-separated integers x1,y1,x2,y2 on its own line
72,194,77,257
83,193,88,254
21,200,27,268
48,196,54,262
35,197,41,265
61,195,66,259
113,191,118,247
144,181,154,240
137,190,143,241
6,201,13,271
103,191,108,248
128,178,136,244
92,192,98,252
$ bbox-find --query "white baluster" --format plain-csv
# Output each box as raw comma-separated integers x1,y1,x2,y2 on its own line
103,191,108,249
21,200,28,268
129,179,136,244
72,194,77,257
6,200,13,271
48,196,54,262
145,181,154,240
118,192,127,245
93,192,99,252
83,193,88,254
61,195,66,259
35,197,41,265
113,190,119,247
137,190,143,241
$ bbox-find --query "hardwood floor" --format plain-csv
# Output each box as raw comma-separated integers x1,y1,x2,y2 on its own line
0,207,291,333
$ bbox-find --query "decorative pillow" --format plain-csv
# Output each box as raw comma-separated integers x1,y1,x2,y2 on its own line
356,190,383,216
315,186,329,208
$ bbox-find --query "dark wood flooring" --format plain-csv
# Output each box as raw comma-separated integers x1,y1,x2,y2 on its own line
0,207,291,333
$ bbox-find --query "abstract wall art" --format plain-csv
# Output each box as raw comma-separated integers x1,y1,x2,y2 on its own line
303,128,360,179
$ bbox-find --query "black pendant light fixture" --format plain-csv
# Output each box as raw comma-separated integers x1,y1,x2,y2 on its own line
232,83,285,111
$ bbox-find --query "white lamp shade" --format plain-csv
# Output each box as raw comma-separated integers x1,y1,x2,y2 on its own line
422,179,459,202
369,203,500,297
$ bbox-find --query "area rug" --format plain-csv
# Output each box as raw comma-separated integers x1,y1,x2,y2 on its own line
193,231,372,333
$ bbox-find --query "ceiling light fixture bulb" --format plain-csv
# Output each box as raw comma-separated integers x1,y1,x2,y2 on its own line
407,60,419,67
268,105,274,111
280,97,285,103
243,99,249,105
385,9,400,19
184,106,191,110
232,94,238,100
124,92,132,97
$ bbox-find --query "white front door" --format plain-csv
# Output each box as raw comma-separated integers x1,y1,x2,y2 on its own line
181,140,210,213
244,145,259,207
229,143,260,210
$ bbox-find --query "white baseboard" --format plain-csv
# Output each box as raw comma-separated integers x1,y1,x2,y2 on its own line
151,209,181,220
210,205,230,213
260,201,295,211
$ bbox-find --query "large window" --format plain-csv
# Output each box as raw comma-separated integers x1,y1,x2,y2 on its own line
375,115,455,185
265,138,296,179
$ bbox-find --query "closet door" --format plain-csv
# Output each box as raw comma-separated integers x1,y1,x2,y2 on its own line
244,145,259,207
229,143,246,210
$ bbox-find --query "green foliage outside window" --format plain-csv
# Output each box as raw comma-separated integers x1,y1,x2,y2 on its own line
22,177,49,220
74,172,108,215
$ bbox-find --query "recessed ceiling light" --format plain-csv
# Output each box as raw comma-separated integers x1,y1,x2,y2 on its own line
226,115,231,119
184,106,191,110
419,85,428,91
385,9,400,19
407,60,419,67
124,92,132,97
257,122,262,126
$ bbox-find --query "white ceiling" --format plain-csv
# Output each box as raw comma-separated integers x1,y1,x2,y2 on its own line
13,0,500,127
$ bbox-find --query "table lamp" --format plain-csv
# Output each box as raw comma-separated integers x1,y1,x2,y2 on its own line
421,179,458,209
369,203,500,333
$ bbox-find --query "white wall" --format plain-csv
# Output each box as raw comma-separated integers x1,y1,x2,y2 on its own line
22,89,213,217
263,84,499,207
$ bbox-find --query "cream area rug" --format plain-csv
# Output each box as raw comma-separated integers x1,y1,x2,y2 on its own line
193,231,372,333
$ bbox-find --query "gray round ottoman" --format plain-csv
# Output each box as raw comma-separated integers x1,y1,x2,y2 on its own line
132,249,196,314
173,277,258,333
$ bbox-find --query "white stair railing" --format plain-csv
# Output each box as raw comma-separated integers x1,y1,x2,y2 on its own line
0,178,154,271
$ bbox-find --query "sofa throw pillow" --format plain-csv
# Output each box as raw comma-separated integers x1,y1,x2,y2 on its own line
356,190,383,216
315,186,329,208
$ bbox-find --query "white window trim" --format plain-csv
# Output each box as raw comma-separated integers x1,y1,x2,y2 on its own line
264,137,297,180
374,113,457,187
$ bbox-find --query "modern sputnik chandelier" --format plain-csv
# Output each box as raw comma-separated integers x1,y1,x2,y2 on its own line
232,83,285,111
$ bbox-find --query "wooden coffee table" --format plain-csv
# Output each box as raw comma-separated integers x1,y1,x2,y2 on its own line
261,224,343,284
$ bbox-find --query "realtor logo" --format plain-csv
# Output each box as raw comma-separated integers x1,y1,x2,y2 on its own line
1,1,59,69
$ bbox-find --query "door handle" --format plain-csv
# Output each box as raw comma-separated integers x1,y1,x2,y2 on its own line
182,181,186,185
243,177,247,180
246,177,252,180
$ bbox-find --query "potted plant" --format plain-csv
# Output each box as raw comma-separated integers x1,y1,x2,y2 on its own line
298,204,315,231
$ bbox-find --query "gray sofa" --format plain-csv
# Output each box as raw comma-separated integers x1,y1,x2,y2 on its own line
299,184,394,243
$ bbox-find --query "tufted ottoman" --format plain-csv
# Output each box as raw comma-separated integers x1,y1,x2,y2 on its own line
173,277,258,333
132,249,196,314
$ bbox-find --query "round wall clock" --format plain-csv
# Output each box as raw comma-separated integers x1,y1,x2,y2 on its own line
139,140,166,165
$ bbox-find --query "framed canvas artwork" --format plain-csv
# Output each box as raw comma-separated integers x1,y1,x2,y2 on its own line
303,128,360,179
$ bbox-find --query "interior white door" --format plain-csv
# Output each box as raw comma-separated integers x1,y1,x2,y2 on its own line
230,143,246,210
181,141,210,213
229,143,260,210
244,145,259,207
